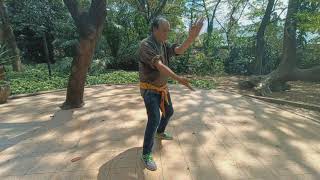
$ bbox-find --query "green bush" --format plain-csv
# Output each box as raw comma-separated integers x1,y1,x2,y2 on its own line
190,79,216,90
5,63,216,95
188,53,225,75
89,58,108,75
52,57,73,74
171,52,225,76
6,64,140,95
299,44,320,68
170,55,190,74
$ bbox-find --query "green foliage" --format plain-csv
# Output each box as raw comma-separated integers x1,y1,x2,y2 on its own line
86,71,139,85
190,79,216,90
3,0,319,79
7,0,68,35
189,53,225,75
224,36,255,75
297,0,320,33
104,21,123,58
52,57,73,74
262,22,283,74
0,80,7,85
6,64,217,95
299,44,320,68
6,64,67,94
6,0,76,62
171,52,225,76
170,55,190,74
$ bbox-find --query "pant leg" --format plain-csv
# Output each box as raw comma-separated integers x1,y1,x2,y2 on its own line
142,90,161,155
157,92,174,134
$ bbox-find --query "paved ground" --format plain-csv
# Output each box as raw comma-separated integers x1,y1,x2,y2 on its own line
0,84,320,180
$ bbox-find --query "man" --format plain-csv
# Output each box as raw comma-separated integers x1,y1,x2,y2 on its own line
139,16,204,171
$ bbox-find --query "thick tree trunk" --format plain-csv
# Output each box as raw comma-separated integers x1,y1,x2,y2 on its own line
0,0,22,72
239,0,320,96
252,0,275,75
61,0,106,109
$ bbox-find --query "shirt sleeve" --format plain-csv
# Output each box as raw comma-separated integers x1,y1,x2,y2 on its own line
139,41,162,69
165,42,180,59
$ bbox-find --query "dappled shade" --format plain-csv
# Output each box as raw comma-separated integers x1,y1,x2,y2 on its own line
0,84,320,179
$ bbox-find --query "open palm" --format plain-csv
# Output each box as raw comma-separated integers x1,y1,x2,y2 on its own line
189,17,205,40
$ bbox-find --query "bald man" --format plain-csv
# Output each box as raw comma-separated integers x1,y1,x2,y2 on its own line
139,16,204,171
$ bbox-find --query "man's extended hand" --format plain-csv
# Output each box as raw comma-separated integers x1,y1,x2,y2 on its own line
177,77,195,91
174,17,205,55
188,17,205,41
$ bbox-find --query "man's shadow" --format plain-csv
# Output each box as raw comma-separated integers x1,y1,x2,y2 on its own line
97,139,163,180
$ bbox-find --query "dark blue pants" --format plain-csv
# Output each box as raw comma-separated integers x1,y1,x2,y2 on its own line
142,90,174,155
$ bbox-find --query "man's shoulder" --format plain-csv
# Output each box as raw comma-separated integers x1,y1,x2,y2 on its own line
140,37,152,45
139,36,154,51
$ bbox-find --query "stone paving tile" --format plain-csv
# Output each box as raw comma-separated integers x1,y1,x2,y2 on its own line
52,170,99,180
59,151,116,172
0,155,42,177
26,152,68,174
1,85,320,180
162,163,192,180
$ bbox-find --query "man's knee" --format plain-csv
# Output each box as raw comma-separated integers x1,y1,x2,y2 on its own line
166,106,174,118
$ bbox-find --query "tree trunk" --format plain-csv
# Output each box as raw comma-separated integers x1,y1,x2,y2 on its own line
252,0,275,75
239,0,320,96
137,0,167,23
42,33,52,77
203,0,221,55
61,0,106,109
0,65,5,80
0,0,22,72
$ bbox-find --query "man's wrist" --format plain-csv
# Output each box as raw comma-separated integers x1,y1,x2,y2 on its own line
186,36,194,44
175,75,181,82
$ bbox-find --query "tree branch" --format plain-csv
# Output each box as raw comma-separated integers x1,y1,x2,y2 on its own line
215,17,227,33
234,0,249,26
202,0,210,23
210,0,222,23
63,0,81,25
89,0,107,28
269,7,287,24
150,0,167,21
136,0,146,13
0,0,9,24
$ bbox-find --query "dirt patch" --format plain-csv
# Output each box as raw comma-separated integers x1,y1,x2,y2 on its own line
268,81,320,106
191,75,320,120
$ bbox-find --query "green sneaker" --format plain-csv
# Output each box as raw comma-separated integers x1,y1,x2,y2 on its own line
155,132,173,140
141,153,157,171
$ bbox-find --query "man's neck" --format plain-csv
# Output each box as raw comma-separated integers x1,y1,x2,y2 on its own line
151,34,163,45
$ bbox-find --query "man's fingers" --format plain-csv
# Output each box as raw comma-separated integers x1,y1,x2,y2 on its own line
194,17,200,24
200,17,205,23
190,16,204,34
183,81,195,91
193,16,203,27
186,84,195,91
196,17,204,25
197,17,204,27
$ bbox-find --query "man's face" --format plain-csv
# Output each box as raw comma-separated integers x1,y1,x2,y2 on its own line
153,21,170,43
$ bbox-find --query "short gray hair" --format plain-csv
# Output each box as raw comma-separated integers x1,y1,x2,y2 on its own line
150,16,168,32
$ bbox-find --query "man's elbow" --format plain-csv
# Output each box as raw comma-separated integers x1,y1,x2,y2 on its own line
174,47,184,55
154,61,164,71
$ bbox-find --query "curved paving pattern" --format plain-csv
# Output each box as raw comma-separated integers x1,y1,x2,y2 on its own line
0,85,320,180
